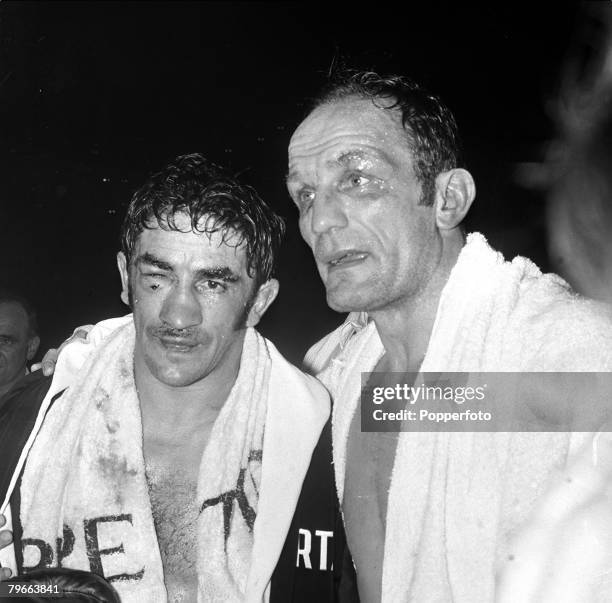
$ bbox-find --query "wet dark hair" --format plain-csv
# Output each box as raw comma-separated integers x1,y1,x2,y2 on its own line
311,70,463,206
0,289,38,338
120,153,285,286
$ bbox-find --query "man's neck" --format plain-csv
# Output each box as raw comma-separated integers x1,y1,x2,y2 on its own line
370,234,464,372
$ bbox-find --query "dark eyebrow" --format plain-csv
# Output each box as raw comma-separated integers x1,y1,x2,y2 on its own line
195,267,240,283
136,252,173,271
137,254,241,283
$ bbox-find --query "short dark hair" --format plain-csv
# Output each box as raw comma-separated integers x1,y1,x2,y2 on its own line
311,70,463,206
120,153,285,286
0,289,38,338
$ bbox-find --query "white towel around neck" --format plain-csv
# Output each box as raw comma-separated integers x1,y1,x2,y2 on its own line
311,232,612,602
20,323,270,603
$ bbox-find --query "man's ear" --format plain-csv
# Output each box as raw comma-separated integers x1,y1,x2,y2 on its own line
26,335,40,361
433,168,476,230
246,279,280,328
117,252,130,306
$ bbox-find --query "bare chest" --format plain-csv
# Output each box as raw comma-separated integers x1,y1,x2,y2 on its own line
343,411,399,603
144,432,207,603
146,459,199,603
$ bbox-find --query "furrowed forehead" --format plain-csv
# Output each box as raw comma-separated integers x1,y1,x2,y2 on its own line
286,147,393,187
290,99,408,160
287,102,413,189
131,223,250,275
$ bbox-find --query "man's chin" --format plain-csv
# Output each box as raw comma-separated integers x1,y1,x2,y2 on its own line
326,295,355,313
326,288,372,314
322,268,378,309
144,356,208,388
153,369,206,388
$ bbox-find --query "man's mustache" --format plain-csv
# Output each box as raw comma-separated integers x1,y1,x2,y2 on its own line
147,326,201,343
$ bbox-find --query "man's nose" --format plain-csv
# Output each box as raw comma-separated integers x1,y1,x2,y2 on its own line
310,191,348,235
159,285,203,330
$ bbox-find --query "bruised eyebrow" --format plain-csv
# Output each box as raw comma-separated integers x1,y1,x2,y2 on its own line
136,252,173,271
334,150,368,166
136,254,241,283
286,148,394,182
194,267,240,283
286,152,369,185
286,150,373,179
332,149,392,169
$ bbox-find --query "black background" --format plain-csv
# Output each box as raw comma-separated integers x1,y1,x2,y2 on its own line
0,1,581,363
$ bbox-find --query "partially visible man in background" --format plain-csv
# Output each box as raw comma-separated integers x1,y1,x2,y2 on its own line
0,292,39,404
497,7,612,600
540,4,612,305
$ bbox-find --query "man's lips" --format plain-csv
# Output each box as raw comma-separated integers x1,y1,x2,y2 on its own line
156,336,199,352
319,250,369,269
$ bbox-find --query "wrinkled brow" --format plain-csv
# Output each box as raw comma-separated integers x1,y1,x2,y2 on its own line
332,149,390,168
136,254,241,283
136,252,173,271
335,150,368,165
286,151,367,183
194,267,240,282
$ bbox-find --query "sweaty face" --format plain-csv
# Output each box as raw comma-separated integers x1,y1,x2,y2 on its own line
287,97,440,313
124,216,257,388
0,302,35,390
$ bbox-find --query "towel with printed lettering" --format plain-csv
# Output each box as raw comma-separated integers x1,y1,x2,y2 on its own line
19,321,270,603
